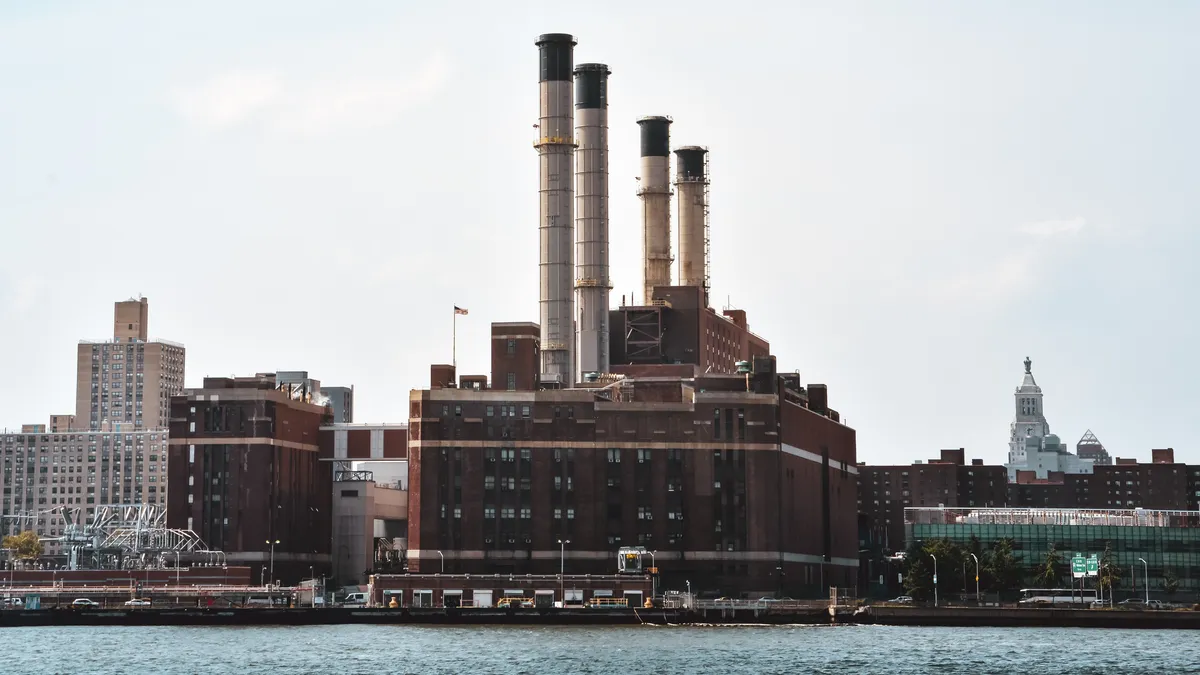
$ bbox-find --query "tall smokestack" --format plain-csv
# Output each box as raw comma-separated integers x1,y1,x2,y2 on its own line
574,63,611,377
674,146,709,304
535,33,577,387
637,116,672,305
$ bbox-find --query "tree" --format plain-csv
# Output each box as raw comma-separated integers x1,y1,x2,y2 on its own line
1035,544,1065,588
1098,542,1121,600
985,538,1023,597
1163,569,1179,597
902,539,966,602
1,531,43,560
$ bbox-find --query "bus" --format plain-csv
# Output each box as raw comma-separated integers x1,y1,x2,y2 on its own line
1017,588,1097,605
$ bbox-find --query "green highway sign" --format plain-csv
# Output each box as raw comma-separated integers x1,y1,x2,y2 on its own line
1071,556,1086,578
1086,555,1099,577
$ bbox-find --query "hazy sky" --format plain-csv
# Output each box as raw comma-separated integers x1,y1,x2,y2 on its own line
2,1,1197,465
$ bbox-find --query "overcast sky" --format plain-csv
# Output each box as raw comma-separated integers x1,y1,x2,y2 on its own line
2,1,1197,465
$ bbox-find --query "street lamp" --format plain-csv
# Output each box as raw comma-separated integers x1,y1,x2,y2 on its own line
557,539,570,606
649,551,657,599
930,553,939,608
969,553,980,603
309,566,315,608
1138,558,1149,604
436,550,444,574
266,540,279,588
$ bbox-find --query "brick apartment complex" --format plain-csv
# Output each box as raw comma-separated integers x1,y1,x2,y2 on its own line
1,426,169,552
166,374,332,584
74,297,185,431
857,449,1009,553
1009,448,1200,511
406,338,859,597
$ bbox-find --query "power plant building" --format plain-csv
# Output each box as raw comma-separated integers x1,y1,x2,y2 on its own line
405,356,859,596
166,373,333,584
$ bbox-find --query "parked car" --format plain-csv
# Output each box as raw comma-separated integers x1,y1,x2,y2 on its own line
1118,598,1145,606
124,598,152,607
71,599,100,608
888,596,914,604
1145,600,1167,609
1,597,23,609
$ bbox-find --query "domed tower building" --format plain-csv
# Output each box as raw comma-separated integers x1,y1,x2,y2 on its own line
1003,357,1094,481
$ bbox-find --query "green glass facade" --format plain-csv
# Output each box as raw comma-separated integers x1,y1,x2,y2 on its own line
906,508,1200,596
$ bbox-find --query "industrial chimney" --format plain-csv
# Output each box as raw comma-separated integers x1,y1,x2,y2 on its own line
637,116,672,305
674,146,709,303
574,63,611,377
535,33,577,387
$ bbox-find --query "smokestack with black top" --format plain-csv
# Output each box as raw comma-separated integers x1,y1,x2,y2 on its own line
535,33,577,387
674,145,709,303
574,63,611,377
637,116,672,305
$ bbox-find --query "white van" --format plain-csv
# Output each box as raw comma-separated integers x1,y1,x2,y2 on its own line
342,592,368,607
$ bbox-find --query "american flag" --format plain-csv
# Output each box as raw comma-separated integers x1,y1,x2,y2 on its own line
454,306,468,316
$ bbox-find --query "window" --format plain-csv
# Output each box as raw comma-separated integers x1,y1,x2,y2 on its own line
501,449,515,462
486,449,497,462
485,475,496,490
521,406,530,419
506,373,516,391
486,406,494,417
607,449,621,463
501,507,515,519
506,339,516,355
566,508,575,519
554,476,561,490
485,506,496,519
638,506,652,520
713,409,721,439
520,448,531,461
520,507,531,519
637,449,650,463
554,508,562,520
454,507,461,519
502,477,515,491
554,449,562,463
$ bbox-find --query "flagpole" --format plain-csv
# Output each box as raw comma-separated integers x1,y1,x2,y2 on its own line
453,307,457,370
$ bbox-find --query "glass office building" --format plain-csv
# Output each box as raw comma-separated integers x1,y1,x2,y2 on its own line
906,507,1200,594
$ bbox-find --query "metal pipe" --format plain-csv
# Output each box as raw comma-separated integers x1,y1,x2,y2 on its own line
574,63,611,377
673,146,708,302
637,116,672,304
535,33,578,387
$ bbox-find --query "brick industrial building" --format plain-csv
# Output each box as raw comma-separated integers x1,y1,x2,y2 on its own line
406,348,859,597
166,373,333,584
396,32,860,598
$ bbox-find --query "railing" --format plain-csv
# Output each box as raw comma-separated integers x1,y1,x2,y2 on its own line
586,598,629,608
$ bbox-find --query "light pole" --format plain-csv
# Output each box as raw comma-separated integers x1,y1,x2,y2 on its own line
557,539,570,606
649,550,657,599
1138,558,1148,604
436,550,444,574
969,554,980,603
930,554,938,608
309,566,315,608
686,580,692,609
266,540,279,588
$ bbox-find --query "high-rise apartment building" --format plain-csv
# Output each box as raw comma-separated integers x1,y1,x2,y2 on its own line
74,298,185,431
0,427,169,552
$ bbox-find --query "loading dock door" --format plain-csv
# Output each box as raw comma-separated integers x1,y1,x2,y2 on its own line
534,590,555,608
473,590,493,608
624,591,644,607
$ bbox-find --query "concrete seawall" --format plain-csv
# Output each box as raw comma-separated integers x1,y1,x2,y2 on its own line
0,606,1194,629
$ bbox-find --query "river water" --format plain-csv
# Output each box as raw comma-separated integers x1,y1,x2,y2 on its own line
7,624,1193,674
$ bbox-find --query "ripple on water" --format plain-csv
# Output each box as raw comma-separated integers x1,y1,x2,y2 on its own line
4,624,1197,674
